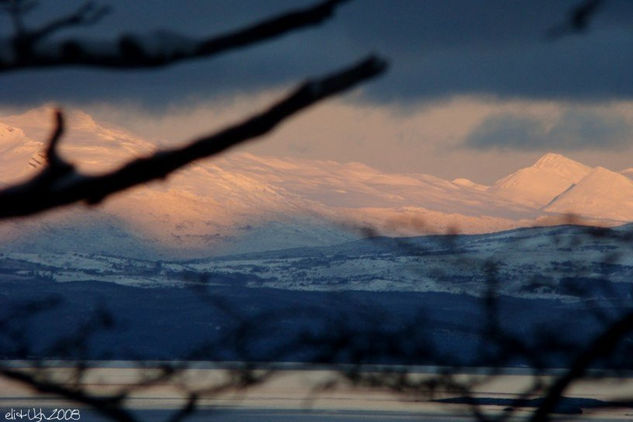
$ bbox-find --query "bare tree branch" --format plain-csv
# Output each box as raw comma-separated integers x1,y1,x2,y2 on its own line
0,0,36,36
43,108,65,165
547,0,606,39
0,55,387,219
0,367,138,422
530,310,633,422
29,2,111,42
0,0,351,71
568,0,604,31
166,393,198,422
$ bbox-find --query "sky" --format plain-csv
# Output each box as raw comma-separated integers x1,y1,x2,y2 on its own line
1,0,633,184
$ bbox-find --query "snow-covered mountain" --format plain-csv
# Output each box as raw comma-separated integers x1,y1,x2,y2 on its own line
0,107,156,182
1,107,633,258
544,166,633,221
489,153,592,208
0,121,43,183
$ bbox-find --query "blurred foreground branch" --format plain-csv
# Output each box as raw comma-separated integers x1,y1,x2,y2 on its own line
0,55,386,219
0,0,350,71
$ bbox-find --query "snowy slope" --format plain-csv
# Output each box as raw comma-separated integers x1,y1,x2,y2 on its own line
545,167,633,221
1,107,156,174
4,224,632,301
620,168,633,180
452,178,488,191
209,152,537,220
0,122,42,184
489,153,592,208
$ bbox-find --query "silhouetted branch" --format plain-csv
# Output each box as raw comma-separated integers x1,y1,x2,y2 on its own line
547,0,606,39
0,0,350,71
0,0,34,36
29,2,111,42
531,310,633,422
43,108,65,166
0,367,137,422
166,393,198,422
0,55,386,219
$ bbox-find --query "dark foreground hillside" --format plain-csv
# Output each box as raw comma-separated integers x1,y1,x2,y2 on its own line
1,276,628,369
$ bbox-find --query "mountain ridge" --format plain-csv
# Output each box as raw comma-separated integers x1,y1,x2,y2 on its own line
488,153,592,208
0,106,631,258
544,166,633,221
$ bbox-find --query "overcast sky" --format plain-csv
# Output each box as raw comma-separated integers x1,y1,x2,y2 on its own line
1,0,633,183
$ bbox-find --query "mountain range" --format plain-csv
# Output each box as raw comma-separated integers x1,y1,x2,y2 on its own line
2,108,633,366
1,106,633,258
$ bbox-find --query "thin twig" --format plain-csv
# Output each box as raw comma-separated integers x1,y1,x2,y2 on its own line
0,367,137,422
30,2,111,42
530,311,633,422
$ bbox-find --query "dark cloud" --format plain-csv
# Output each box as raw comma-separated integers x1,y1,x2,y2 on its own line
1,0,633,109
465,110,633,151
